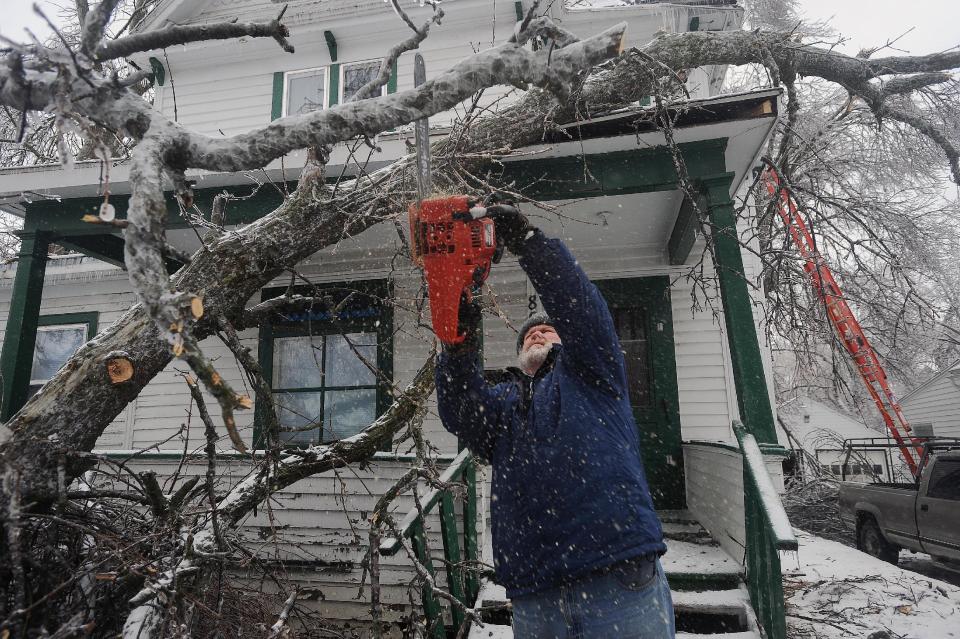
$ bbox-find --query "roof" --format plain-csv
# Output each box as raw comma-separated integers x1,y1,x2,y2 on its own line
0,87,780,215
777,396,882,451
900,359,960,403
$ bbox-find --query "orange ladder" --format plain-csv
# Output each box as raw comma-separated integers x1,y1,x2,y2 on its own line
761,165,925,478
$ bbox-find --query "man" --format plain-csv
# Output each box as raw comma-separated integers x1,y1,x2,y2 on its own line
435,204,675,638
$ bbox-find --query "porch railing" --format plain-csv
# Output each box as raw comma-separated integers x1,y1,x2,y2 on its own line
733,420,798,639
379,448,479,638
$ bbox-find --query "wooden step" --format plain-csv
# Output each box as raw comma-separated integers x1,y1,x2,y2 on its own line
676,632,761,639
659,509,699,524
662,521,716,545
663,539,744,591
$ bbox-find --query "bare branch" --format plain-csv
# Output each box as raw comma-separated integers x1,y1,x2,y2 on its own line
94,18,295,61
350,2,443,102
80,0,122,57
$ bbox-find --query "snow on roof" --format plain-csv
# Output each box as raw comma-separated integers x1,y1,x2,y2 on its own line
900,359,960,404
785,529,959,639
778,396,881,450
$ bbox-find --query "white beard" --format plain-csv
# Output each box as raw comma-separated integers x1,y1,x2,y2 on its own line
519,343,553,375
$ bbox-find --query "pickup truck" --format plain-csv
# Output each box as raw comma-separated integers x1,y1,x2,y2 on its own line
839,449,960,565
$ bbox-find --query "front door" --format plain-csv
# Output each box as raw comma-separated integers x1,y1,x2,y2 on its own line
596,277,684,509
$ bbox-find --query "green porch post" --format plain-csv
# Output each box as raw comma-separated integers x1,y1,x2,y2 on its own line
700,174,778,444
1,231,50,421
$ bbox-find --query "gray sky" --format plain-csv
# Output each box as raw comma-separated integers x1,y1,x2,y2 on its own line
2,0,958,54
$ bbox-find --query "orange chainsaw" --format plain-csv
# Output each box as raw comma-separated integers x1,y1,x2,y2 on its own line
407,54,502,345
408,195,502,345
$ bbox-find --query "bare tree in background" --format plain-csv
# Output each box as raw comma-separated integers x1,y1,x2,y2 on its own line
731,0,960,415
0,0,958,636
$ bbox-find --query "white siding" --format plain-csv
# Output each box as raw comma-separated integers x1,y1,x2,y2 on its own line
902,370,960,438
0,259,135,448
671,275,736,441
148,0,738,140
683,443,785,565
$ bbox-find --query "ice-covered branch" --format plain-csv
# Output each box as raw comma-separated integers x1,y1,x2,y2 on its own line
94,17,295,61
80,0,122,57
121,354,436,638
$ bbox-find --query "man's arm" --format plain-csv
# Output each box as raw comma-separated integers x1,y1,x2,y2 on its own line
520,230,627,396
434,298,508,462
435,348,507,462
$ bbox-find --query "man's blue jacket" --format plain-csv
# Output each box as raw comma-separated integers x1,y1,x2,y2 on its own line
436,230,666,598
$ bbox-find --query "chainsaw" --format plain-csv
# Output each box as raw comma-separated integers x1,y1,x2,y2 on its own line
407,54,504,345
409,194,506,344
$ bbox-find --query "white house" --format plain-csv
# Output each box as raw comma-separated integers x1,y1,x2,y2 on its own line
0,1,797,637
776,396,893,483
901,361,960,439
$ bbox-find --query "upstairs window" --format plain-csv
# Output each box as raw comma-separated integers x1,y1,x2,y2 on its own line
341,60,384,102
29,313,98,395
274,60,396,120
284,67,326,116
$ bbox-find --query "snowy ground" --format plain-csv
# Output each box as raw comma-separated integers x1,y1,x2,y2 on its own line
899,551,960,588
785,529,959,638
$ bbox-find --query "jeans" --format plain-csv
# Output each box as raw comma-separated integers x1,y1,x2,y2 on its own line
511,556,675,639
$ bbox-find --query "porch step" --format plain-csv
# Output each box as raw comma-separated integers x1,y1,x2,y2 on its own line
468,512,751,638
662,520,716,545
662,539,743,591
469,531,752,638
469,589,759,639
659,509,699,524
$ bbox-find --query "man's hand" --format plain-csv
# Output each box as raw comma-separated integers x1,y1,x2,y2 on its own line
444,293,483,354
479,196,535,255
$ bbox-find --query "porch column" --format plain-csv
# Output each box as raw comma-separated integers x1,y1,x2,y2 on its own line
1,231,50,421
699,174,778,444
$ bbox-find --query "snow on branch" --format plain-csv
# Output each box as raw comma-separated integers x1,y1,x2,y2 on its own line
121,354,436,638
94,15,295,61
178,20,629,172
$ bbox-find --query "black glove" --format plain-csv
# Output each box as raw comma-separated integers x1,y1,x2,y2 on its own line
444,293,482,354
481,195,535,255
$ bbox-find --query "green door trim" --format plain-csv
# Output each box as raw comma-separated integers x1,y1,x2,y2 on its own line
595,276,684,509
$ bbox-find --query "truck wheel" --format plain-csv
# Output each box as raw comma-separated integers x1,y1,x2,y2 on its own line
857,517,899,564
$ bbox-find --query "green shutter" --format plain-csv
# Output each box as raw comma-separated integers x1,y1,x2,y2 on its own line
387,59,398,94
271,71,284,120
328,63,340,107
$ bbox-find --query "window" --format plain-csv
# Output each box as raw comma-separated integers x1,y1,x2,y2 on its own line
257,282,392,448
272,332,378,446
927,460,960,501
611,307,651,407
341,60,383,103
29,313,98,395
284,67,326,116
